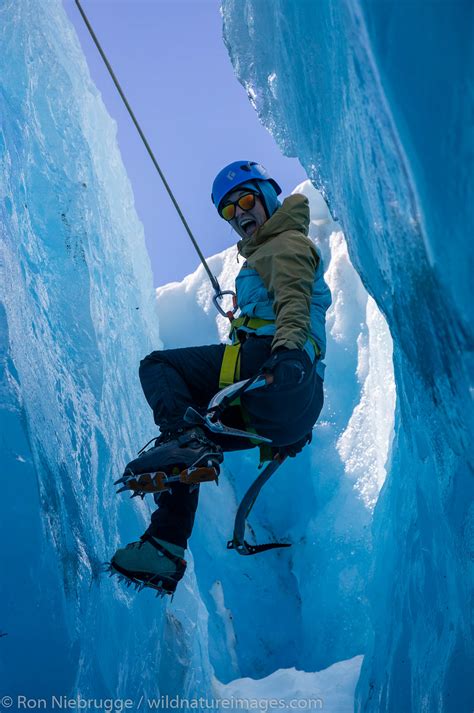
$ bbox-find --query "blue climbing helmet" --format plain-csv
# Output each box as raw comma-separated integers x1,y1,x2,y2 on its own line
211,161,282,216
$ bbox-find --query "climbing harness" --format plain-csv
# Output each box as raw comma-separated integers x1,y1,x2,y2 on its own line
218,317,275,388
219,317,321,389
74,0,236,319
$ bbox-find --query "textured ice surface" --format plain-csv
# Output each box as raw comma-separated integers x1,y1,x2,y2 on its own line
1,1,388,706
0,0,215,702
4,0,470,710
221,1,473,711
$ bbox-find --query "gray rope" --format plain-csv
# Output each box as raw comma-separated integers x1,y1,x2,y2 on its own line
74,0,223,297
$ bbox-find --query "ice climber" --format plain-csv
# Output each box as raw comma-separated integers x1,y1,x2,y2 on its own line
109,161,332,595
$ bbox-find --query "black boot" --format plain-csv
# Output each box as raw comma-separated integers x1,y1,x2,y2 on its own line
115,427,223,496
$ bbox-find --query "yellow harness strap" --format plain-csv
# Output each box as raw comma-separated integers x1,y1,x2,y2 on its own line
229,316,275,344
219,343,242,389
219,317,274,391
309,335,321,359
218,340,270,461
230,317,321,358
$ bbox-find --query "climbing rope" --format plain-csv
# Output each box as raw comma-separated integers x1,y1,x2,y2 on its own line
74,0,235,318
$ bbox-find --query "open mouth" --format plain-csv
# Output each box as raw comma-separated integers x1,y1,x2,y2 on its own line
239,217,257,236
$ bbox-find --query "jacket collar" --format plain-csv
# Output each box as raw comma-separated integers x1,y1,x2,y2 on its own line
237,194,310,258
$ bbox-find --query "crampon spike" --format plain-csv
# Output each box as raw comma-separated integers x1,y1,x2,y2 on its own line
105,562,176,597
116,485,130,494
114,475,128,485
114,461,220,497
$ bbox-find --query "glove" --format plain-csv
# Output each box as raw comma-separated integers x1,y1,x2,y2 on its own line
276,431,313,458
261,347,310,387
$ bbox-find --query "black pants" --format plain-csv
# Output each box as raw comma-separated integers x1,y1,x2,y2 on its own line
140,337,323,548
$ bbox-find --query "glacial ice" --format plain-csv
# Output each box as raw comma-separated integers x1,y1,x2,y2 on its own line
1,4,391,693
0,0,216,702
221,1,473,711
2,0,470,711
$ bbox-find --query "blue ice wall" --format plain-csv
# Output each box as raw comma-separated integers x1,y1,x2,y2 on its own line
0,0,215,702
2,0,472,708
221,1,473,711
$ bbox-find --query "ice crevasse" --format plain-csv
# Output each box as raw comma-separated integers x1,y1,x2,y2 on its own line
1,0,389,707
221,1,473,712
0,1,472,712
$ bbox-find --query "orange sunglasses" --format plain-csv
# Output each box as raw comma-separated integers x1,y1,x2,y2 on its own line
219,192,257,221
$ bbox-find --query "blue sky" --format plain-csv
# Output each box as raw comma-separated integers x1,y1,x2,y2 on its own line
64,0,307,286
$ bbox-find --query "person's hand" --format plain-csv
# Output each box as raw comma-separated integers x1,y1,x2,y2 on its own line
261,347,310,387
276,431,312,458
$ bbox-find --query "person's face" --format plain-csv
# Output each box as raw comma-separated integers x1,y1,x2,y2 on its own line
222,189,268,239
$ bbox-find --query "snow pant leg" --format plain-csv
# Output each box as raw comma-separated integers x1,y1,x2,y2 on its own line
145,483,199,550
141,339,325,548
139,344,227,430
141,338,275,549
139,344,226,549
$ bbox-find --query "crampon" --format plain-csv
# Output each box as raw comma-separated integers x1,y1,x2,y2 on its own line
104,535,188,598
114,456,220,498
104,561,178,598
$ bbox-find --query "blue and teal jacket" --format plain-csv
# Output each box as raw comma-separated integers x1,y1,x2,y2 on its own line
233,194,331,379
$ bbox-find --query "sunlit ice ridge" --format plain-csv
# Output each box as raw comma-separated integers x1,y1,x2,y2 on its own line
222,1,473,712
0,1,472,712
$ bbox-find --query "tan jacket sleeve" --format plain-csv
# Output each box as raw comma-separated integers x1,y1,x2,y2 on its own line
247,232,319,351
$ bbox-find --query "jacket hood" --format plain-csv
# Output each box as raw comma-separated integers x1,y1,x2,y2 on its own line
237,194,310,258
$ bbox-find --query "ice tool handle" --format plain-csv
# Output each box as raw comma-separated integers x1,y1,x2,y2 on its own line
227,454,292,556
185,378,293,556
74,0,237,322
